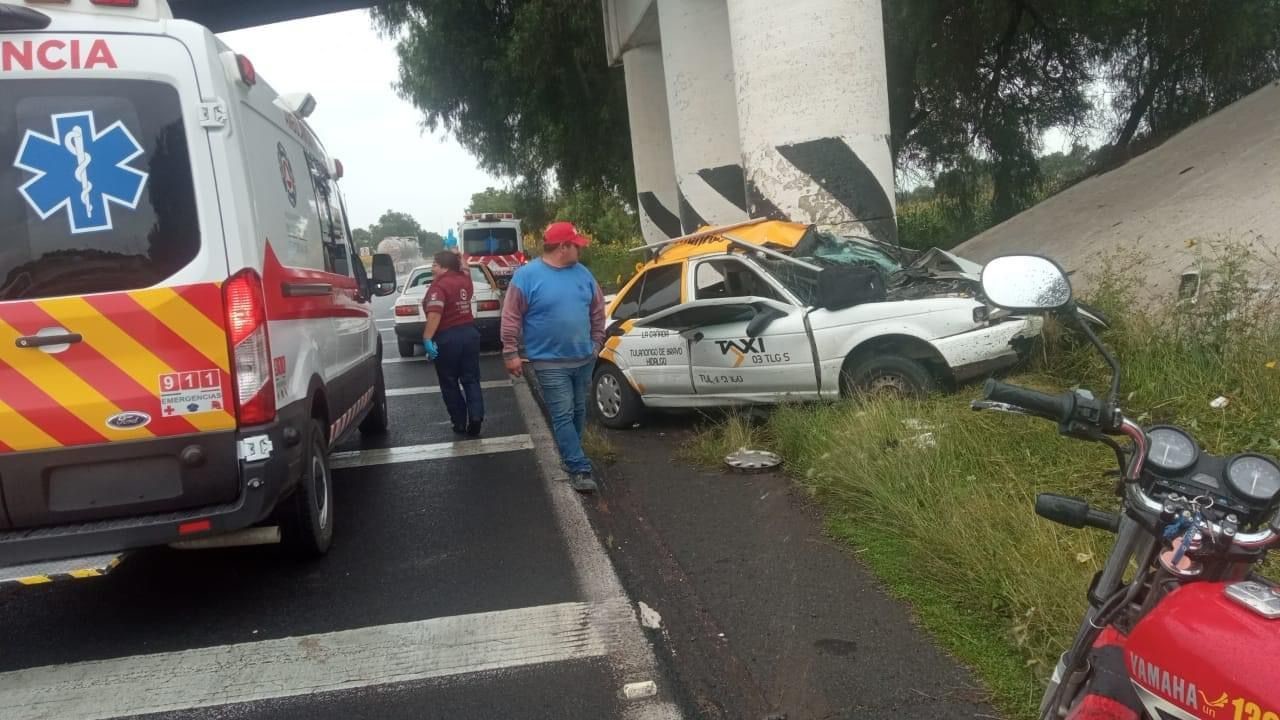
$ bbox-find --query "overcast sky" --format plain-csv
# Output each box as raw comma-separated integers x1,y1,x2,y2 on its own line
218,10,503,234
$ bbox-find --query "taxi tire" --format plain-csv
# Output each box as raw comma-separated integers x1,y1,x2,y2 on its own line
841,354,935,399
397,338,416,358
592,364,642,429
281,419,335,559
359,366,389,435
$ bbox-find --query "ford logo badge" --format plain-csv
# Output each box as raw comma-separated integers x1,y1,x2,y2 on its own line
106,411,152,430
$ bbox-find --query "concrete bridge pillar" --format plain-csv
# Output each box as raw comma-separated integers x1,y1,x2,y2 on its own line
658,0,748,233
621,45,682,243
726,0,897,243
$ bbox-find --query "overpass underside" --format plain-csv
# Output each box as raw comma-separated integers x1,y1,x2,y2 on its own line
169,0,377,33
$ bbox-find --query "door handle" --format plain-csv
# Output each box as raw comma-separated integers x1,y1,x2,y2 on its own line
283,282,334,297
16,333,83,349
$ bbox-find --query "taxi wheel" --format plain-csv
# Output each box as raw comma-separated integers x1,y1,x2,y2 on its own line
281,419,335,559
592,364,641,429
840,355,935,400
397,338,416,358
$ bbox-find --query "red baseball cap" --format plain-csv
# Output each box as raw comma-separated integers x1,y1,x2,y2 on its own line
544,221,590,247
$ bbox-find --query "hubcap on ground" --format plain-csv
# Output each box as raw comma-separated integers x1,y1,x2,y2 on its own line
596,374,622,418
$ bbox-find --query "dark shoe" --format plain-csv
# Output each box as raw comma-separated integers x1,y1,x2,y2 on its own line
452,424,467,435
466,419,483,437
570,472,598,493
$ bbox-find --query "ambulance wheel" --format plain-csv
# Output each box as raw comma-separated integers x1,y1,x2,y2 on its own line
840,354,935,400
592,364,642,429
281,419,334,559
397,338,416,358
359,367,389,435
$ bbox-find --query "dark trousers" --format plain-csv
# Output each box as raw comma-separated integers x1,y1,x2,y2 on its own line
434,324,485,428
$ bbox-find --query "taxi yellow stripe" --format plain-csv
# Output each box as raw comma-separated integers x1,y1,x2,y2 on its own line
17,576,52,586
69,569,102,579
130,287,230,374
36,298,230,433
0,396,60,451
0,318,147,443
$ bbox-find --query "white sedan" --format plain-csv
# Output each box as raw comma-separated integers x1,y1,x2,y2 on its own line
592,220,1044,428
391,264,503,357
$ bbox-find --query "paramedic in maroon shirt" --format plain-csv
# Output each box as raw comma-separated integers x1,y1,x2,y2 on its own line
422,251,485,436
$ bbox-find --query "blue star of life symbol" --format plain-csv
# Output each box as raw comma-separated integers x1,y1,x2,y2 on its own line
13,111,149,235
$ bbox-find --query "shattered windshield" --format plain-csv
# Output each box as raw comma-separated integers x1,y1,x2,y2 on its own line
803,230,901,274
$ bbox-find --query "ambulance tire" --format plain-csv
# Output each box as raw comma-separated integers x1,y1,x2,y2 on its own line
592,363,642,429
397,338,416,358
281,419,335,559
840,354,935,400
359,366,389,435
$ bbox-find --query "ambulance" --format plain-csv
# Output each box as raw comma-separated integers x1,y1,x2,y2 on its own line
458,211,525,288
0,0,399,583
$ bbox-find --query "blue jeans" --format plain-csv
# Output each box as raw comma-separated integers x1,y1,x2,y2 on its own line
434,325,485,429
535,363,593,474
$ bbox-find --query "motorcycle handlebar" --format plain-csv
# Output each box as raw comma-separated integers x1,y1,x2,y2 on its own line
982,380,1075,423
978,388,1279,551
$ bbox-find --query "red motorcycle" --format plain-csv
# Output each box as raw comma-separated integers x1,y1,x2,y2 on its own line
972,255,1280,720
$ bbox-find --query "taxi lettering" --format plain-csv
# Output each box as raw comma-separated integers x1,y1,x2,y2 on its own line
1,39,117,72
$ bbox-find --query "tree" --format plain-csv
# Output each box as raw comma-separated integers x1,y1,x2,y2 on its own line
367,209,425,243
1083,0,1280,161
372,0,635,201
467,185,555,232
352,227,373,249
419,231,445,256
374,0,1280,234
553,186,638,246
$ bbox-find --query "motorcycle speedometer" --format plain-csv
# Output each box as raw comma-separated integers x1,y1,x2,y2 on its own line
1226,454,1280,504
1146,427,1198,472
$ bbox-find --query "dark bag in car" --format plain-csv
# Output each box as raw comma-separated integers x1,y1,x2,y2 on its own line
817,264,886,311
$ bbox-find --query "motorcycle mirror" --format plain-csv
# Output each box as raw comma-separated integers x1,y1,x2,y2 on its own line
980,255,1073,312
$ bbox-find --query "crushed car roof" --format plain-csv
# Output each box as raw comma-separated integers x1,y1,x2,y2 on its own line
633,219,811,267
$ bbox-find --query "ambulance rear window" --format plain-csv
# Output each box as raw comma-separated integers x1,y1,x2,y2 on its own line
463,227,518,256
0,79,199,301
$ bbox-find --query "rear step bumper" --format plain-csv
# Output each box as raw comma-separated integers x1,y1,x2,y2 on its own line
0,551,126,590
0,415,301,567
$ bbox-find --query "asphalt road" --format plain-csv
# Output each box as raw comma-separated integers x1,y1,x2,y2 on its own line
0,292,681,720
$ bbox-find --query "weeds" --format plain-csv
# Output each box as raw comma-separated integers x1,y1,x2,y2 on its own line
582,423,619,465
683,240,1280,719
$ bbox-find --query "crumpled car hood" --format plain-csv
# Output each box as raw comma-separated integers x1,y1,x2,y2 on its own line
903,248,983,282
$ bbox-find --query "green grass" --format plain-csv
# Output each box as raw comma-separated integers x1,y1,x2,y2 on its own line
582,423,619,465
682,241,1280,719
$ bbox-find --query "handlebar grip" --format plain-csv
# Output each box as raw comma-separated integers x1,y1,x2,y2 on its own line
983,379,1074,422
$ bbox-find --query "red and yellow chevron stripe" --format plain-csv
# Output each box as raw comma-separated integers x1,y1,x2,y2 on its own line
0,283,235,453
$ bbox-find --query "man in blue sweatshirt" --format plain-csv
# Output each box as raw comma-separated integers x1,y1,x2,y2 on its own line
501,221,607,493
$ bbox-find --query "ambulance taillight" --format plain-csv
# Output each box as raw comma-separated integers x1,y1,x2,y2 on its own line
223,269,277,426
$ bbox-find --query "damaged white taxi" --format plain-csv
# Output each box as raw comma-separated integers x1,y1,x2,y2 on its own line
592,220,1043,428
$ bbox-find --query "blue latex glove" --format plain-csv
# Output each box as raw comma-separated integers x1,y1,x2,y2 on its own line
422,338,440,360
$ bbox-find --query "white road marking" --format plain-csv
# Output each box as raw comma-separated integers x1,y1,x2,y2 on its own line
0,599,635,720
510,378,684,720
330,434,533,470
385,380,511,397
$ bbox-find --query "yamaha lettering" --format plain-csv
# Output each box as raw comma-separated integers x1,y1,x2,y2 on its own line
1129,655,1199,711
1,39,118,72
